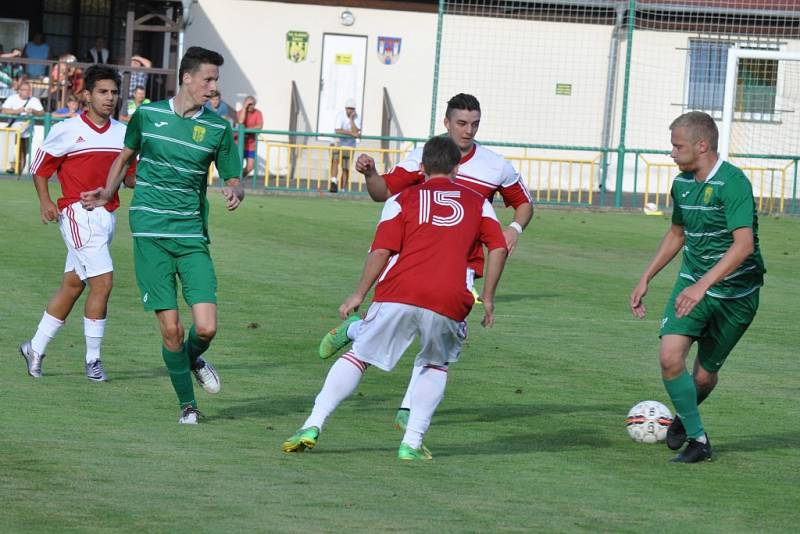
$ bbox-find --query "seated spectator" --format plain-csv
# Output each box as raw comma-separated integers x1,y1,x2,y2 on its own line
128,54,151,97
49,54,84,106
23,34,50,78
205,90,233,125
121,85,150,121
0,47,25,99
87,37,110,64
52,94,82,118
1,80,45,173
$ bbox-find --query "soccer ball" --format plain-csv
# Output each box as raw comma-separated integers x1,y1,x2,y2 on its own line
625,401,673,444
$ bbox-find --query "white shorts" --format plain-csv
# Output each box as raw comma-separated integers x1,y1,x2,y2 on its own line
58,201,116,281
352,302,465,372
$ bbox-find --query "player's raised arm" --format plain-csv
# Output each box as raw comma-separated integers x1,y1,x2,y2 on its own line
80,147,137,210
355,154,390,201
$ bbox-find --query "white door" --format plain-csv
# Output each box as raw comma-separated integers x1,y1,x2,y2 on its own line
317,33,367,139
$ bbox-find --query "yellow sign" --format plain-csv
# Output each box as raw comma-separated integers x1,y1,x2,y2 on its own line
192,125,206,143
703,186,713,204
335,53,352,65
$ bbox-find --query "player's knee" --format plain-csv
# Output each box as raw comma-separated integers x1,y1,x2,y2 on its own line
89,275,113,296
160,322,184,346
658,349,684,377
194,324,217,341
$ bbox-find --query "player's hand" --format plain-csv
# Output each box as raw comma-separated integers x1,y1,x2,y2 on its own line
502,226,520,256
355,154,376,175
338,293,363,319
675,283,705,318
39,199,59,224
222,186,241,211
480,297,494,327
630,279,648,318
80,187,109,210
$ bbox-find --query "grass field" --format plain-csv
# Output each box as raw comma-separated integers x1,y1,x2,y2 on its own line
1,180,798,533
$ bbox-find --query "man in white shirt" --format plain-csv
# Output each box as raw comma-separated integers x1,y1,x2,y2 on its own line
329,98,361,192
2,80,45,173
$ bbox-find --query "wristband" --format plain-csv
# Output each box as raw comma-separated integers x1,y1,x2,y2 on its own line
509,222,523,235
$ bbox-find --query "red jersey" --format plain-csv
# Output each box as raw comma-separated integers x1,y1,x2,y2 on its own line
244,109,263,151
31,114,131,212
371,177,507,321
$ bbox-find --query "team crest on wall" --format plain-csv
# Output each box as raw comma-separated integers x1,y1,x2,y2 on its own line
286,31,309,63
377,37,402,65
192,125,206,143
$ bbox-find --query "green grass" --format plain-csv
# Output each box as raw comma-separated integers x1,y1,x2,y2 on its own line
1,181,798,533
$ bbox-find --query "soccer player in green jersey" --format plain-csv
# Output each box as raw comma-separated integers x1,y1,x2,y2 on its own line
630,111,765,463
81,47,244,424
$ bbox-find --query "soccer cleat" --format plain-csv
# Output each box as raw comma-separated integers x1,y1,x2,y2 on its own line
192,356,221,394
318,315,360,359
85,359,108,382
671,434,712,463
178,405,200,425
471,287,483,305
398,443,433,461
281,427,320,453
666,415,687,450
393,408,410,431
19,341,44,378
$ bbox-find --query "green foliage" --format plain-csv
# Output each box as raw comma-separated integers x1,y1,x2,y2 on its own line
1,182,797,532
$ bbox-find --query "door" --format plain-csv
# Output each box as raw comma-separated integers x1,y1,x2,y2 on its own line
317,33,367,139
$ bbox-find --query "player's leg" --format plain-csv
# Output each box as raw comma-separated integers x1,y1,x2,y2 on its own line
318,314,361,359
187,302,220,394
156,308,198,423
83,271,113,381
329,146,339,192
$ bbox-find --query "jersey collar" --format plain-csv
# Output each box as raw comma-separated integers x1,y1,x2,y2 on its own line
701,157,724,183
168,97,205,120
80,112,110,134
460,143,477,164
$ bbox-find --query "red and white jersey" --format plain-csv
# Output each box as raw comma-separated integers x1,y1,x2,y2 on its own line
384,142,532,208
371,177,507,322
31,114,130,212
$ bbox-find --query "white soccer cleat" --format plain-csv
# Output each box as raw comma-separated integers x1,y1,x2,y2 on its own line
192,356,221,394
178,405,200,425
20,341,45,378
85,359,108,382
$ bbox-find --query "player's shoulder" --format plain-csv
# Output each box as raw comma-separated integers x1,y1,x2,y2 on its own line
137,99,172,117
473,143,508,164
716,160,748,183
194,107,232,130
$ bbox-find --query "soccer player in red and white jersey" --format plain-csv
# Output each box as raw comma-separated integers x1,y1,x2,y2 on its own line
283,136,508,460
318,93,533,430
19,65,134,382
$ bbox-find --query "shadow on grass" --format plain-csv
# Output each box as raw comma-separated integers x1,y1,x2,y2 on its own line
435,403,620,425
436,429,615,457
204,392,397,421
494,292,559,303
715,432,800,453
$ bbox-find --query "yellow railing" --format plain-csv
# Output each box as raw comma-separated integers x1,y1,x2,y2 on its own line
506,153,601,204
0,123,25,174
639,154,794,213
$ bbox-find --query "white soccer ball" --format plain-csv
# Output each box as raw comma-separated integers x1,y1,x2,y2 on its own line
625,400,673,444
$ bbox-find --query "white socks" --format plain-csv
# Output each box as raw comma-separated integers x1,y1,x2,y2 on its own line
84,317,106,363
402,366,448,449
303,351,367,430
399,364,424,410
31,311,65,355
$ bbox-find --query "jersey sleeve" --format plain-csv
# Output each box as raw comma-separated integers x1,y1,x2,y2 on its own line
721,174,756,231
371,194,404,253
216,123,243,180
124,108,143,151
31,121,69,178
670,185,684,226
479,200,508,251
383,150,424,194
497,160,532,208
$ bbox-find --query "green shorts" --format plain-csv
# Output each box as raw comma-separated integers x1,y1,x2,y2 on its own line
133,237,217,311
660,277,759,373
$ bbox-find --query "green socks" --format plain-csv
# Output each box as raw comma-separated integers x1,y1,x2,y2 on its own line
663,370,705,439
185,325,211,367
162,345,196,408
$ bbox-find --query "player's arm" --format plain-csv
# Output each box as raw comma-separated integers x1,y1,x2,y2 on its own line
222,177,245,211
338,248,391,319
32,174,59,223
477,201,510,327
630,223,685,319
355,154,390,201
503,201,533,255
498,161,534,254
80,147,137,209
673,227,754,319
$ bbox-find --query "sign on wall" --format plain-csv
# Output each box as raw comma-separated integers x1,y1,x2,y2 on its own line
286,31,309,63
377,36,402,65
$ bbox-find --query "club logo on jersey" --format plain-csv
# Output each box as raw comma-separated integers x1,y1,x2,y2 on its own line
154,121,168,128
377,36,402,65
703,186,713,205
75,136,86,143
192,125,206,143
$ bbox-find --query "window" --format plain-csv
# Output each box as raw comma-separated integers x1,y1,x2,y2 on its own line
687,39,780,122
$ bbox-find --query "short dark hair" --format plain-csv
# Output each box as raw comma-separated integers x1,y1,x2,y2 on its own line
179,46,224,83
422,136,461,176
84,64,121,92
445,93,481,119
670,111,719,152
133,85,146,93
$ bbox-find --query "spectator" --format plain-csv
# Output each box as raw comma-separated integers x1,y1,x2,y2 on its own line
329,97,361,192
49,54,84,106
128,54,151,97
205,90,233,125
1,80,45,173
52,94,82,118
87,37,110,64
1,47,25,99
121,85,150,121
23,34,50,78
236,95,263,177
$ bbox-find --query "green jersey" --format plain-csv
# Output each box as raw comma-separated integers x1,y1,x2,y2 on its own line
670,160,765,299
124,98,241,240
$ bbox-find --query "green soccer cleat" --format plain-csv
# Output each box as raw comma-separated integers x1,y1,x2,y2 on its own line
318,315,360,359
393,408,410,431
281,426,320,453
471,287,483,305
398,443,433,461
